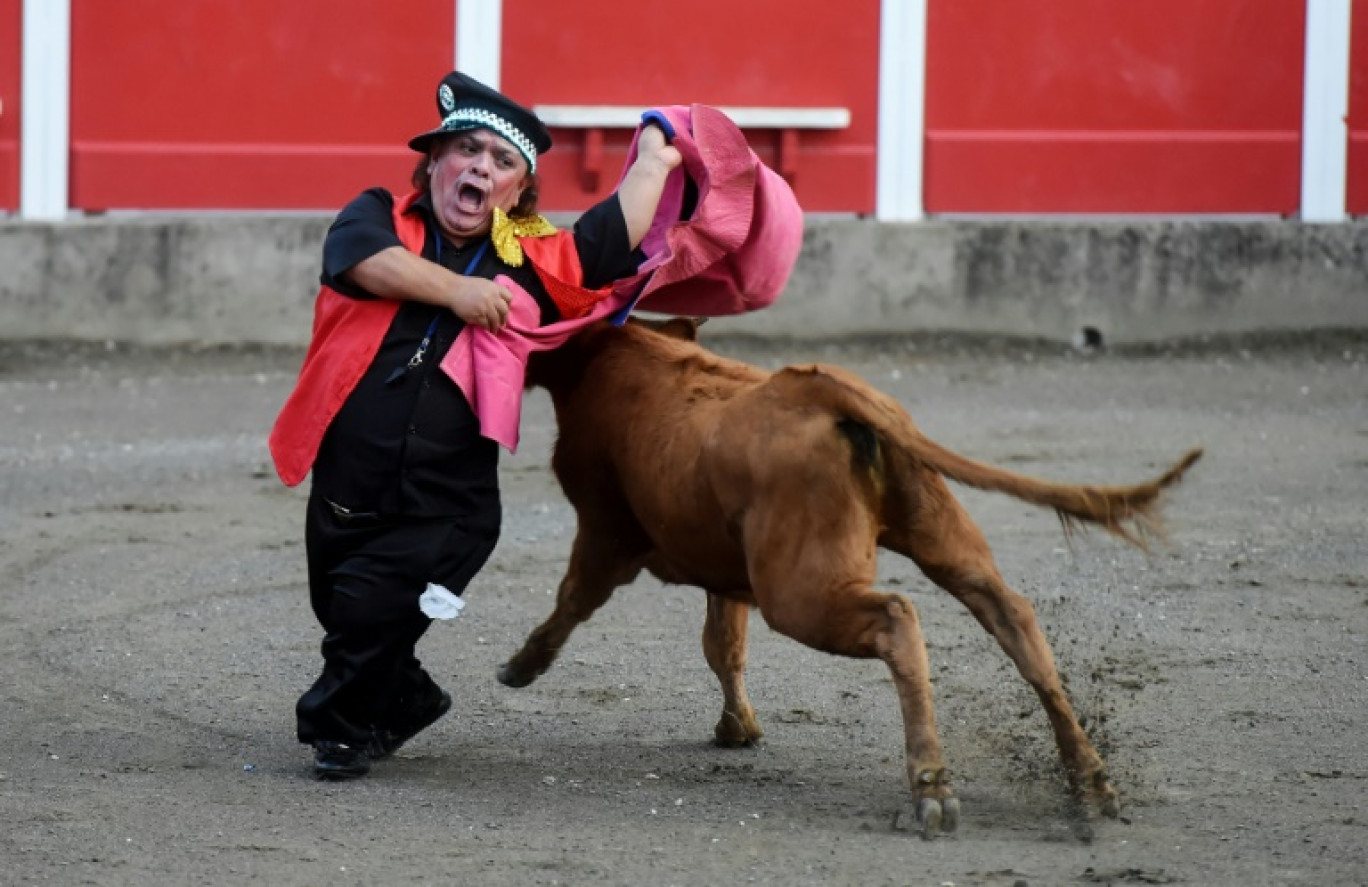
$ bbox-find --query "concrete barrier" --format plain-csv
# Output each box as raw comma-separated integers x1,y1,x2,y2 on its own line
3,215,1366,345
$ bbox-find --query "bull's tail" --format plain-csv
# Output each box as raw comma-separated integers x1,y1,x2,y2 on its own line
901,433,1202,548
772,364,1202,549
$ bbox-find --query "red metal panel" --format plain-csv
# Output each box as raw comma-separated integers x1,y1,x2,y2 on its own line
925,0,1305,214
0,0,20,211
69,0,454,210
501,0,880,214
1348,0,1368,215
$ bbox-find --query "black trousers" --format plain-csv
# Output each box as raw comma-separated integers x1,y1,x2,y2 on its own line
296,491,498,746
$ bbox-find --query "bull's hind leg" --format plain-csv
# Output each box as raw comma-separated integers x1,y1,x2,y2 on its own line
498,523,648,689
894,484,1120,816
768,585,957,837
703,594,763,747
748,526,958,838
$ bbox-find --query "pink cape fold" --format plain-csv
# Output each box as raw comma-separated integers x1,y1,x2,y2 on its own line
440,104,803,452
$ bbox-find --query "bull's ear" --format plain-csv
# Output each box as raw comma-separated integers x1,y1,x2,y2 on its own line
633,315,705,340
662,316,705,341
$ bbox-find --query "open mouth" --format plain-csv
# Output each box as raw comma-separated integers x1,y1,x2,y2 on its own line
456,182,488,214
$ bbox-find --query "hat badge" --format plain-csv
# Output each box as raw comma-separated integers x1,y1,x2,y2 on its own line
438,83,456,113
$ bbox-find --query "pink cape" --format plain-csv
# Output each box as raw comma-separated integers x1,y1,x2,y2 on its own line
440,104,804,452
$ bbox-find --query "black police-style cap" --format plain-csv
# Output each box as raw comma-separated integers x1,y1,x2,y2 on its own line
406,71,552,173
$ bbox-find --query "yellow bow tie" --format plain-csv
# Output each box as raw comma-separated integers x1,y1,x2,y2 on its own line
490,207,559,266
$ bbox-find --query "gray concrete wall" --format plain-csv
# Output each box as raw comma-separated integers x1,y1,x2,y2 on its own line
2,215,1366,345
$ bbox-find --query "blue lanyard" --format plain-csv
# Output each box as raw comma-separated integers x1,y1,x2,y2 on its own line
419,234,490,353
385,231,491,386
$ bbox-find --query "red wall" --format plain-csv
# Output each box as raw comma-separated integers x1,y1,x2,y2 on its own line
0,0,20,210
1348,0,1368,215
924,0,1306,214
68,0,455,210
2,1,1360,216
65,0,882,213
501,0,881,214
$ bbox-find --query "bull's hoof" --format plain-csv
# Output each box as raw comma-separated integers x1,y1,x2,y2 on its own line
917,798,942,838
907,768,958,838
894,796,961,838
941,797,961,833
712,733,761,749
1090,783,1121,819
713,710,763,748
1077,768,1121,819
496,662,535,688
909,796,961,839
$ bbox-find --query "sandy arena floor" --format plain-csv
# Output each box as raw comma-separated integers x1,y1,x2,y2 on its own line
1,331,1365,885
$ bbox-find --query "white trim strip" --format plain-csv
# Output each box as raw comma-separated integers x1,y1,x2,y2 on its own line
20,0,71,220
1301,0,1352,222
533,105,850,129
876,0,927,221
455,0,502,89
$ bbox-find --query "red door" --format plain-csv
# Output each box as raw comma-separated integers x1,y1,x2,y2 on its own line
924,0,1306,214
501,0,880,214
0,0,20,211
68,0,455,210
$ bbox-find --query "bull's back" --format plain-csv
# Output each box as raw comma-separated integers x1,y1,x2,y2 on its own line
632,364,885,589
709,368,890,521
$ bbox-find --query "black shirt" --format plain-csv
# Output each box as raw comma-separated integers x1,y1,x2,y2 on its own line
312,189,638,531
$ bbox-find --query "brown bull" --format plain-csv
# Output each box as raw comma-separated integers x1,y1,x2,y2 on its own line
499,317,1201,838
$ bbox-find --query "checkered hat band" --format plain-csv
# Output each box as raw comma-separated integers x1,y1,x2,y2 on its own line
441,108,538,173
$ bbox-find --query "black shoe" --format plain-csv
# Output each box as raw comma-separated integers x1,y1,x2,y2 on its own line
313,740,371,780
368,689,452,759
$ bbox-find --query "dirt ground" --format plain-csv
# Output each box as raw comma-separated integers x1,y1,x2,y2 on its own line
1,329,1365,886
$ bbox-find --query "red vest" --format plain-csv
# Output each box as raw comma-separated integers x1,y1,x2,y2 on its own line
269,192,602,486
